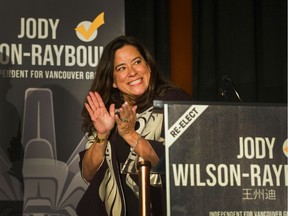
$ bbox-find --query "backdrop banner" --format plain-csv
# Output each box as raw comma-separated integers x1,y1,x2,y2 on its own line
0,0,124,215
164,102,287,216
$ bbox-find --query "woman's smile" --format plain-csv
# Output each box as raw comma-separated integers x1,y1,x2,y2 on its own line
128,77,143,86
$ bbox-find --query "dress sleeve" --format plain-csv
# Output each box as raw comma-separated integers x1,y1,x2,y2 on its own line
78,133,106,183
78,134,95,174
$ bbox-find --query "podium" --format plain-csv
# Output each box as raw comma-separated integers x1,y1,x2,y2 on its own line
163,102,287,216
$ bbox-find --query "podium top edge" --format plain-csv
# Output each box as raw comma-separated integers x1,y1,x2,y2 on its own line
153,100,287,110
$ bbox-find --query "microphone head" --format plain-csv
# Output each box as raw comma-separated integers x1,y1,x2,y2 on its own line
222,75,232,82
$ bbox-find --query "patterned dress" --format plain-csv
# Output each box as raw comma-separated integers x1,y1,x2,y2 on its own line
76,88,191,216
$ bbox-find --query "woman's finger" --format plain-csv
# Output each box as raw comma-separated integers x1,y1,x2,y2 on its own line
115,111,123,124
132,105,137,114
109,103,116,120
94,92,106,109
89,91,103,109
87,94,98,113
85,102,94,118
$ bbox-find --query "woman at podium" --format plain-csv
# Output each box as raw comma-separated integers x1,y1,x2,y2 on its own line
76,35,191,216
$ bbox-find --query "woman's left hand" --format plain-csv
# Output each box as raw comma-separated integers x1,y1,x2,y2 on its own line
115,102,137,138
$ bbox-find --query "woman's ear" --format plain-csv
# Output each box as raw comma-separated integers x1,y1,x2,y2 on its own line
112,75,118,88
147,64,151,73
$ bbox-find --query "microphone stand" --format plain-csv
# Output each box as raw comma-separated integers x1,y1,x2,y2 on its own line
137,160,151,216
222,75,243,102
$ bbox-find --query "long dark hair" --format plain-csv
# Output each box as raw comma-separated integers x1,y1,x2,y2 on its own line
81,35,176,133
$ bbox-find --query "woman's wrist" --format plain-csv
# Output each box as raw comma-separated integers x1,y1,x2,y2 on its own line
94,132,109,143
123,131,141,150
131,133,141,152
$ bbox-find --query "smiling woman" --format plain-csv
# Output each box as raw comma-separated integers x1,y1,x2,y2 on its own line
76,35,191,216
112,45,151,103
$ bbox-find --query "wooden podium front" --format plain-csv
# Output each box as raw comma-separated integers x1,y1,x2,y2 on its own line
163,102,287,216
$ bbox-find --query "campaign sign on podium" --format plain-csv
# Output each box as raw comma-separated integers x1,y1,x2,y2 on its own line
164,102,287,216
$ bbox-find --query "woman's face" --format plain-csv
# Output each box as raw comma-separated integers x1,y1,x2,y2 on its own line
113,45,151,103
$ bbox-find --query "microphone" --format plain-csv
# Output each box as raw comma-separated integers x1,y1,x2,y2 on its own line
222,75,243,102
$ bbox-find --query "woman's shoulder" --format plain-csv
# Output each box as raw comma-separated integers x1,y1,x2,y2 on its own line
157,87,192,101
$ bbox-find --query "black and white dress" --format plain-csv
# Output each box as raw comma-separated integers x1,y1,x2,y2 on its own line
76,88,191,216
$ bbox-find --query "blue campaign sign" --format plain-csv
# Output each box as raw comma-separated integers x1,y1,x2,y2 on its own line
164,102,287,216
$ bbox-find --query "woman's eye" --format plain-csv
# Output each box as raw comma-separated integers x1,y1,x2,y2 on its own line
134,59,141,65
117,66,126,72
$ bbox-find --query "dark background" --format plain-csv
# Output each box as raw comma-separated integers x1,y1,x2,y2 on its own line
125,0,287,103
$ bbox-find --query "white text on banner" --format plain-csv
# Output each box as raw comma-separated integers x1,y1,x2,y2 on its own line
166,105,208,147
